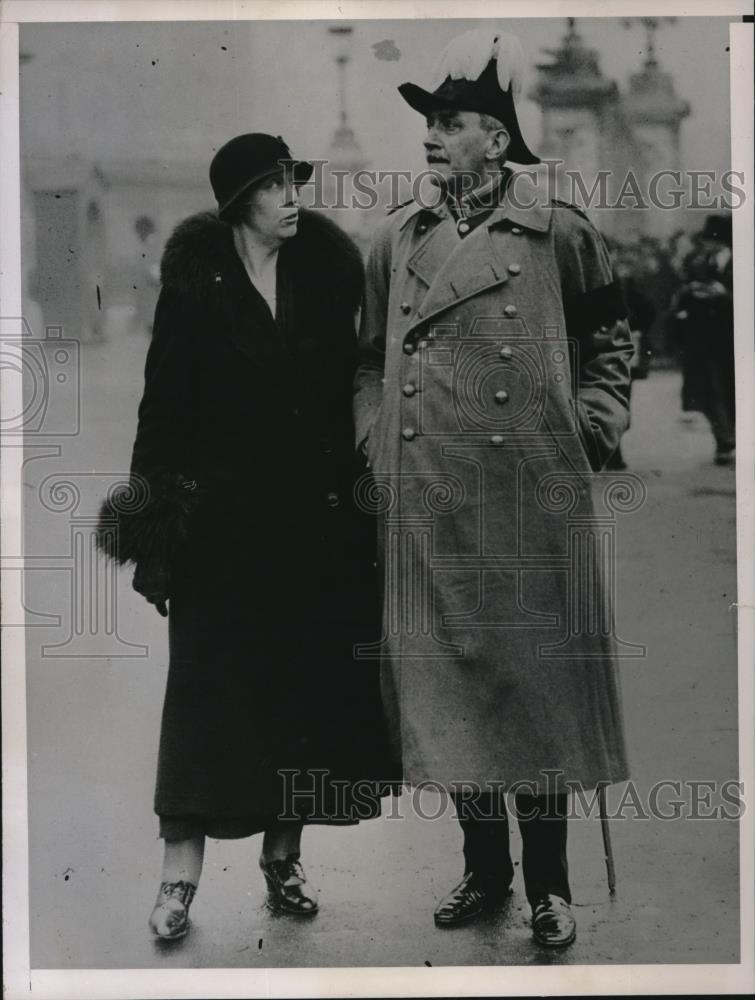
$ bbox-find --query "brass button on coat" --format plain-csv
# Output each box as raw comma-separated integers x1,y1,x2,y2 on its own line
499,346,513,359
504,305,518,318
511,226,523,234
403,383,417,397
404,342,415,355
490,434,504,445
326,491,341,508
494,390,509,404
401,302,411,315
402,427,417,441
508,263,521,275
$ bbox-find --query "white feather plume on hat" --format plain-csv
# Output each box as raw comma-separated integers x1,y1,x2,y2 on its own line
431,28,525,99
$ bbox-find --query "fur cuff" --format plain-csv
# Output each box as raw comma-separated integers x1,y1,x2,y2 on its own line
95,471,202,569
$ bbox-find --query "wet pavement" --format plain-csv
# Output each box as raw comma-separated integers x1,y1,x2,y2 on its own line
24,327,739,968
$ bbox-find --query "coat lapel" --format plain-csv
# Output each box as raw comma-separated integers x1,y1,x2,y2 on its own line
404,168,555,332
408,221,509,332
406,216,460,288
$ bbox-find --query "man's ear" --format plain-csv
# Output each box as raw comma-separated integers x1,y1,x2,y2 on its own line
486,127,510,163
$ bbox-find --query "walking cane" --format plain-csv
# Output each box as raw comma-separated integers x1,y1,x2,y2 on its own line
598,785,617,894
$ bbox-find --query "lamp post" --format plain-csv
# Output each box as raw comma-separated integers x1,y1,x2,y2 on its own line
324,24,368,244
326,25,364,168
329,25,353,131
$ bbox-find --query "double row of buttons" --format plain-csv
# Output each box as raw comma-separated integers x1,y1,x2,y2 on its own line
403,326,516,353
400,341,518,444
403,338,435,355
398,250,521,441
400,429,511,446
401,432,511,445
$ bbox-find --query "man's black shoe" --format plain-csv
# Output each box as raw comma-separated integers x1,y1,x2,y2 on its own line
433,872,512,927
531,894,577,947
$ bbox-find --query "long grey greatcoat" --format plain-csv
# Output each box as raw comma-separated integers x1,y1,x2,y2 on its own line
354,170,634,795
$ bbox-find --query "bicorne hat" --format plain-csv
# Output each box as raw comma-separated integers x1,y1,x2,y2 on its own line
398,29,539,166
210,133,314,219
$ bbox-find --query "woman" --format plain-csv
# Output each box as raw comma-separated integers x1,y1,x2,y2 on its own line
97,133,391,939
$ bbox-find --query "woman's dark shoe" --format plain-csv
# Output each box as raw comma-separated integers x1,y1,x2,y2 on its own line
433,872,512,927
531,894,577,947
260,854,319,915
148,880,196,940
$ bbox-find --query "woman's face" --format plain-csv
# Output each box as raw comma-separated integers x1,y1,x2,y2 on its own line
240,171,301,246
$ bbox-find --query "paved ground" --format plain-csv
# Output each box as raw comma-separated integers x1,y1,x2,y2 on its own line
23,326,739,968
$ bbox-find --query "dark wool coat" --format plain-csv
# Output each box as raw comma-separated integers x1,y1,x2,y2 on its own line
671,244,735,432
107,209,393,833
354,170,634,796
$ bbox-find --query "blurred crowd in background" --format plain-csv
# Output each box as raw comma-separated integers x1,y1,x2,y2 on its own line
607,211,735,467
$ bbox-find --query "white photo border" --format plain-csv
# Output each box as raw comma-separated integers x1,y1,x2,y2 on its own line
1,2,753,998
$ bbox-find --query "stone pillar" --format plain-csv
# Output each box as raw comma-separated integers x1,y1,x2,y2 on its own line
530,18,621,234
624,59,690,241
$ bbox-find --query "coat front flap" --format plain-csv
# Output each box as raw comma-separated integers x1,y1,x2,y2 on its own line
408,221,509,330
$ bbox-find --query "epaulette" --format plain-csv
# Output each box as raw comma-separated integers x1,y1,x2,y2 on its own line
550,199,591,222
386,198,415,216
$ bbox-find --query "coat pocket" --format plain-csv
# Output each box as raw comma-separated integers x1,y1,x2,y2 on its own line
362,406,387,470
576,400,604,472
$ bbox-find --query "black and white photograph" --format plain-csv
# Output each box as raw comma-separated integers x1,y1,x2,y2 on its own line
1,1,753,997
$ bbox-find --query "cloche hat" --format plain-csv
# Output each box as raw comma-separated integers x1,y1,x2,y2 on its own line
210,133,314,219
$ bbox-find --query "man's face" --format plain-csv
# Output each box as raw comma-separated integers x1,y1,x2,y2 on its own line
423,110,494,192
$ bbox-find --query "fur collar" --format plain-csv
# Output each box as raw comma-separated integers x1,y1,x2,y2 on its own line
160,208,363,308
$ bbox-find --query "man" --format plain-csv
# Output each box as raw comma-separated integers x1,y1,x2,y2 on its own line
671,213,735,465
354,29,633,947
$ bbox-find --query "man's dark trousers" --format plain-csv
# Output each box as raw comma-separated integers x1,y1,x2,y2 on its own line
455,792,571,904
